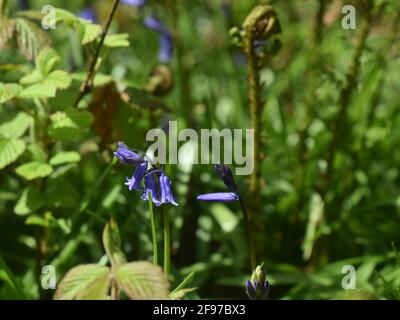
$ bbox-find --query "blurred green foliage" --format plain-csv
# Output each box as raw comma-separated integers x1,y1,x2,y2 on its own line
0,0,399,299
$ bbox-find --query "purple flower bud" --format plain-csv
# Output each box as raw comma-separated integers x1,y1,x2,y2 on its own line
214,164,237,192
125,162,148,191
245,264,270,300
197,192,239,202
114,142,145,165
144,16,173,63
121,0,146,7
158,173,178,206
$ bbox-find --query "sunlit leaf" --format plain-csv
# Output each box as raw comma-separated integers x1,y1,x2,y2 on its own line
115,262,170,300
54,264,110,300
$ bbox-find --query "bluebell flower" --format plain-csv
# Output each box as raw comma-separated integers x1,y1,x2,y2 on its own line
197,192,238,202
78,8,97,23
158,172,178,206
197,164,239,202
121,0,145,7
144,16,173,63
141,172,161,206
114,142,145,165
125,162,148,191
245,264,270,300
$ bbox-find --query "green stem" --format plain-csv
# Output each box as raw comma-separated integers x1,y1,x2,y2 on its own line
162,206,171,276
148,193,158,266
238,194,257,270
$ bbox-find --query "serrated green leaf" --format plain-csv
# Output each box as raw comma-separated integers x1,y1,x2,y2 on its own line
103,220,126,266
14,18,51,60
49,151,81,166
14,188,45,216
15,161,53,180
115,262,170,300
44,70,72,90
47,109,94,141
78,20,102,45
104,33,130,48
18,82,56,99
0,112,32,139
36,47,60,76
20,69,43,85
0,83,22,103
54,264,111,300
0,17,16,48
0,138,26,169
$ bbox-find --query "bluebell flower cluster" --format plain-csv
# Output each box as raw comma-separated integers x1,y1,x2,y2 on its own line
144,16,173,63
114,142,178,206
197,164,239,202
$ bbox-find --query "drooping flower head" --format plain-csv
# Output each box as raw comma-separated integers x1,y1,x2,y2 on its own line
125,162,148,191
245,264,270,300
114,142,145,165
141,171,161,206
158,172,178,206
197,164,239,202
144,16,173,63
115,142,178,206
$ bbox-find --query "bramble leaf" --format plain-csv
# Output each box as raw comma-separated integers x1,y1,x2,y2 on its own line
0,138,26,169
115,262,170,300
15,161,53,180
54,264,111,300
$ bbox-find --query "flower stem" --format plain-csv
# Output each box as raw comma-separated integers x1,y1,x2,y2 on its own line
238,194,257,271
73,0,121,107
148,193,158,266
162,206,171,276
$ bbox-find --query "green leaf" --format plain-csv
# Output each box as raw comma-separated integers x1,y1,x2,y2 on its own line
0,138,26,169
115,262,170,300
0,83,22,103
14,18,51,60
25,215,48,227
18,82,56,99
301,193,325,261
78,20,103,45
44,70,72,90
14,188,45,216
210,203,238,233
20,70,43,85
15,161,53,180
47,109,94,141
102,220,126,266
0,112,32,139
104,33,130,48
36,48,60,76
49,151,81,166
54,264,111,300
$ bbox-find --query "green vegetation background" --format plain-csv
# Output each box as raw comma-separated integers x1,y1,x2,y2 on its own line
0,0,399,299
